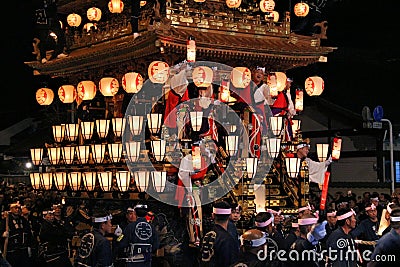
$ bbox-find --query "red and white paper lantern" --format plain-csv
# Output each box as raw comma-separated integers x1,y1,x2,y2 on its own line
99,77,119,96
305,76,324,96
294,2,310,17
87,7,102,21
260,0,275,12
58,85,76,104
122,72,144,93
192,66,213,88
226,0,241,9
36,88,54,105
148,61,170,84
108,0,124,13
67,13,82,27
230,67,251,88
77,81,97,100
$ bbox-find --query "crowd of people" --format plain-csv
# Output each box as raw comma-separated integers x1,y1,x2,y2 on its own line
201,192,400,267
0,185,398,267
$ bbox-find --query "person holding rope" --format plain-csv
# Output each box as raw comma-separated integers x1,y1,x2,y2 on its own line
326,208,358,267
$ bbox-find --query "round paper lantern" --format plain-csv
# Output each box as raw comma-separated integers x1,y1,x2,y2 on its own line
305,76,324,96
265,11,279,22
99,77,119,96
67,13,82,27
226,0,241,9
58,85,76,103
122,72,143,93
294,2,310,17
36,88,54,105
87,7,102,21
140,1,147,7
83,23,98,32
260,0,275,12
194,0,206,2
77,81,97,100
192,66,213,88
148,61,170,84
108,0,124,13
230,67,251,88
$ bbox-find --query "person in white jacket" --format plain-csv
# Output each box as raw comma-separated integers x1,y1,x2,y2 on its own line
296,141,332,188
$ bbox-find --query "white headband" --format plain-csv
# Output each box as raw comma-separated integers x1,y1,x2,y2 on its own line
391,216,400,222
298,217,318,226
127,207,135,212
213,207,231,215
255,217,273,227
266,209,281,216
297,143,310,149
240,234,267,247
299,204,311,212
365,204,376,211
291,222,299,228
93,214,112,223
134,204,148,209
337,209,356,221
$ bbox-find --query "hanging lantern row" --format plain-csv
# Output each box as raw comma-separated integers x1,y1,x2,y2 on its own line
30,138,166,166
29,169,166,193
49,114,163,144
36,72,144,105
36,61,325,105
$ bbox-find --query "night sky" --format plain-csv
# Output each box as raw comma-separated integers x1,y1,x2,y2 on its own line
3,0,400,129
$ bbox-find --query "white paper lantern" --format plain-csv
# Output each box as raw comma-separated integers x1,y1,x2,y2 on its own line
260,0,275,12
36,88,54,105
192,66,213,88
108,0,124,13
230,67,251,88
99,77,119,96
294,2,310,17
67,13,82,27
148,61,170,84
305,76,324,96
226,0,241,9
77,81,97,100
58,85,76,103
122,72,143,93
87,7,102,21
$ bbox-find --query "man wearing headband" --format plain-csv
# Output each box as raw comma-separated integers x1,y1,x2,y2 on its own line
351,202,380,265
287,213,327,266
113,206,137,267
320,208,338,250
74,210,113,267
326,208,358,267
380,203,399,236
234,229,269,266
200,201,239,266
370,196,383,222
369,207,400,267
296,140,332,188
117,204,159,267
227,203,242,248
254,211,285,251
